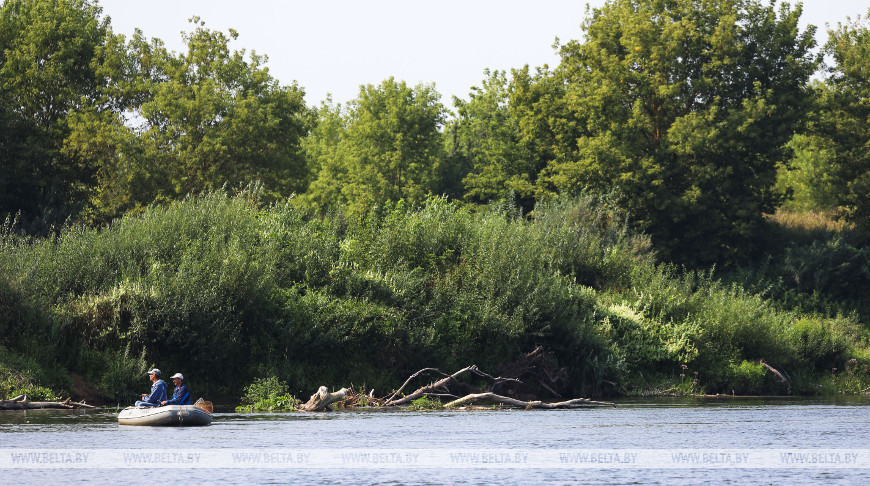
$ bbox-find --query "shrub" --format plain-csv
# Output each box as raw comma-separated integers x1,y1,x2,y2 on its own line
237,376,299,412
409,396,443,410
724,360,766,395
0,346,59,401
1,191,867,399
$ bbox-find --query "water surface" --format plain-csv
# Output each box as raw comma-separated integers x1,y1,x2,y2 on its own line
2,396,869,484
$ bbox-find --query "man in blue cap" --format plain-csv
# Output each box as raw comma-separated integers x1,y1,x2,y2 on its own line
161,373,191,406
134,368,167,407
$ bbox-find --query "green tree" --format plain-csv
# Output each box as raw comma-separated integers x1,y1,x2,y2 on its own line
809,10,870,226
546,0,818,265
775,129,839,212
0,0,111,230
65,18,311,221
305,78,447,213
300,98,348,214
449,67,564,211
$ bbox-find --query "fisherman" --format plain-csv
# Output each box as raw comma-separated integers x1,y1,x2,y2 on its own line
135,368,167,407
160,373,191,406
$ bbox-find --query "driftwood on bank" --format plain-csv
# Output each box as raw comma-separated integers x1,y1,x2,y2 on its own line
384,365,521,406
302,354,614,411
443,392,615,409
760,360,791,394
376,361,613,409
301,386,348,412
0,395,98,410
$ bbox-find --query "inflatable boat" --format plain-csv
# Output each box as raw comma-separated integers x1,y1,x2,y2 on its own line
118,404,213,426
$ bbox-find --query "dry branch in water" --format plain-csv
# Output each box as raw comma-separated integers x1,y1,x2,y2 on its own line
0,395,98,410
760,360,791,394
304,358,614,411
384,365,520,407
443,392,615,409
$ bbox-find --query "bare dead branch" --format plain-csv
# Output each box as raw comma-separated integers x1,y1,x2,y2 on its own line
385,368,451,403
443,392,615,409
760,360,791,394
385,365,520,406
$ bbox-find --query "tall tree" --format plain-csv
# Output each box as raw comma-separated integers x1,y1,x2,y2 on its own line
65,18,311,221
450,67,564,212
305,78,447,213
546,0,818,264
301,98,348,214
0,0,110,230
809,10,870,227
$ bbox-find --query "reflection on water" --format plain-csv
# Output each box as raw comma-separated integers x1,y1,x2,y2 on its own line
2,397,869,484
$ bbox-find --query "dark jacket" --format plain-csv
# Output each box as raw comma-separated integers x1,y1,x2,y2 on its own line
165,383,191,405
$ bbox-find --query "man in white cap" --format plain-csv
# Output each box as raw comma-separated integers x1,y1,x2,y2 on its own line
135,368,167,407
160,373,191,406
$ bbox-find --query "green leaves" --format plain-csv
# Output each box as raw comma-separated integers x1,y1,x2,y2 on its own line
808,10,870,227
547,0,818,265
64,18,311,223
0,0,111,231
304,78,447,214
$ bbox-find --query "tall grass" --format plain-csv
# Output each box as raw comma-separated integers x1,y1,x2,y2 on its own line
0,191,865,400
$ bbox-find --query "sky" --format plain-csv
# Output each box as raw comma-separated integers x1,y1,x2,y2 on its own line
97,0,869,107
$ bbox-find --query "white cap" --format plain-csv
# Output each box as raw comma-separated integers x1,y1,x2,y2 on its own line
170,373,184,380
147,368,161,376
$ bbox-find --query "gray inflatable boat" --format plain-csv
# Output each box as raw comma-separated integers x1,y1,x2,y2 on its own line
118,404,213,426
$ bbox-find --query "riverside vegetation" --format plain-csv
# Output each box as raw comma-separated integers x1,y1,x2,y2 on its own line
3,0,870,406
2,191,868,405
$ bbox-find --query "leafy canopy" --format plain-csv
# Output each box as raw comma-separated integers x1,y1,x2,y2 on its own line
546,0,818,265
304,78,446,214
64,17,311,222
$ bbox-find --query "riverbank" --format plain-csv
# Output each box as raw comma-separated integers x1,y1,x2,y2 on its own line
2,192,868,405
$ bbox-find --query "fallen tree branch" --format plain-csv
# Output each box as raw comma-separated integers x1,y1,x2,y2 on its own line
443,392,615,409
0,396,98,410
384,365,520,407
760,360,791,394
301,386,348,412
385,368,450,404
495,346,566,397
418,393,461,400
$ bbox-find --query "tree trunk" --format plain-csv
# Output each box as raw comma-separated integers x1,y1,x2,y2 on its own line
301,386,348,412
0,395,98,410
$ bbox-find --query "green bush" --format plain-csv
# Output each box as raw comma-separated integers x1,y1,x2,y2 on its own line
409,396,443,410
724,360,766,395
0,346,59,401
782,317,856,369
237,376,299,412
1,191,867,400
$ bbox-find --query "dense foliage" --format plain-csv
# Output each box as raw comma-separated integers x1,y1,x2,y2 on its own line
303,78,447,215
805,12,870,227
1,192,866,401
0,0,111,231
549,0,817,265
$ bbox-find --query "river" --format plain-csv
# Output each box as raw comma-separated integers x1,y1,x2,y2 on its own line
2,397,869,484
